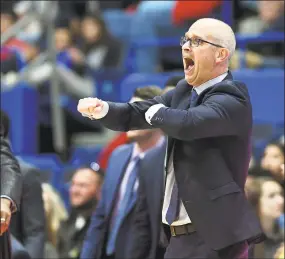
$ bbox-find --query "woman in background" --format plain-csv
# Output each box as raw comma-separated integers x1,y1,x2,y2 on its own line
246,177,284,258
42,183,68,259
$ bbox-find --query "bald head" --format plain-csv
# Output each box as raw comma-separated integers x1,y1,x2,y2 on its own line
182,18,236,86
190,18,236,60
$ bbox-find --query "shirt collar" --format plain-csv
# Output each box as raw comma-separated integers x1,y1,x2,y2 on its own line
131,136,165,159
194,72,228,95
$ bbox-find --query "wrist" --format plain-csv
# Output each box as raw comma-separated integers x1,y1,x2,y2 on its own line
1,198,12,208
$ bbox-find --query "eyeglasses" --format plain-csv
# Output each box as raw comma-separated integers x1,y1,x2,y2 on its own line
180,36,224,48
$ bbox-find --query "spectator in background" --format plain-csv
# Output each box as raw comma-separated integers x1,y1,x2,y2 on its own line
0,10,38,78
239,1,284,34
236,0,284,69
249,142,284,189
1,111,46,259
6,18,95,99
57,166,104,259
1,10,38,63
1,9,16,35
130,0,222,72
246,177,284,259
78,13,123,70
261,142,284,188
42,183,68,259
13,1,43,44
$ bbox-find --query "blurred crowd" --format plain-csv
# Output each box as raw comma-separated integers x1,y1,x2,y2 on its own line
1,0,284,78
0,1,284,259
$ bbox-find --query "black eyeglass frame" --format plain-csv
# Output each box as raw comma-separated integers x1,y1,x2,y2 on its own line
180,36,224,48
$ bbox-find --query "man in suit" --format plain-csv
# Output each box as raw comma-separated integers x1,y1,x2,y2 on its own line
128,144,167,259
80,86,165,259
78,18,264,259
1,110,46,259
0,114,22,259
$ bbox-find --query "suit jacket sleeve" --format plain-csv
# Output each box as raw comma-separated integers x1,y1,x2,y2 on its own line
98,89,173,132
150,84,251,140
0,123,22,209
127,177,151,259
21,168,45,258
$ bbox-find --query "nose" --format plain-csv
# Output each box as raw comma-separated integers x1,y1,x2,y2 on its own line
182,41,190,52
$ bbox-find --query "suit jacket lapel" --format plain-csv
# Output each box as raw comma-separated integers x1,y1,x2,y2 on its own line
106,145,133,214
153,141,167,207
166,84,192,163
166,72,234,158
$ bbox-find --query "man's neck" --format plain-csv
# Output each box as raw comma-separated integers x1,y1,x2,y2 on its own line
136,134,163,153
194,71,228,87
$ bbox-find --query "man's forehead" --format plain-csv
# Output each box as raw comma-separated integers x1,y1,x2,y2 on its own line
185,26,216,41
73,169,96,180
185,30,206,39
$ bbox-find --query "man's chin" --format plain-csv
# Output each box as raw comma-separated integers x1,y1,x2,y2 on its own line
185,75,194,85
71,201,82,208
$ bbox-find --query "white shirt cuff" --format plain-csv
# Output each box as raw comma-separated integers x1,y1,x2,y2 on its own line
145,104,165,125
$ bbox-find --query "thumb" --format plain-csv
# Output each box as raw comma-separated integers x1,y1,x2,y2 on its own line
93,105,103,112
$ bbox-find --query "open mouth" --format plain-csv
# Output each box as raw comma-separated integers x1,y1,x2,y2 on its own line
184,57,195,71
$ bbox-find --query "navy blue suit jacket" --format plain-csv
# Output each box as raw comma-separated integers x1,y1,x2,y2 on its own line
127,143,167,259
98,72,263,250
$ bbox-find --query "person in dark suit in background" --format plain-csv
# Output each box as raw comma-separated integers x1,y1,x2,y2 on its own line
0,113,22,259
128,144,167,259
1,111,45,259
126,86,173,259
80,86,165,259
78,18,264,259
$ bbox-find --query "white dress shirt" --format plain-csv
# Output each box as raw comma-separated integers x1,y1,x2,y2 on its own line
161,72,228,226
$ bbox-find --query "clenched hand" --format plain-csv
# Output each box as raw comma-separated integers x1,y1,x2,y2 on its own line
0,198,12,235
77,97,105,119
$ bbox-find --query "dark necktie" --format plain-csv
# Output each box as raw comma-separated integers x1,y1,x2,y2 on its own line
106,156,140,255
165,89,199,225
190,88,198,108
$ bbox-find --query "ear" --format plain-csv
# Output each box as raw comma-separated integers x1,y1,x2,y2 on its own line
216,48,230,64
